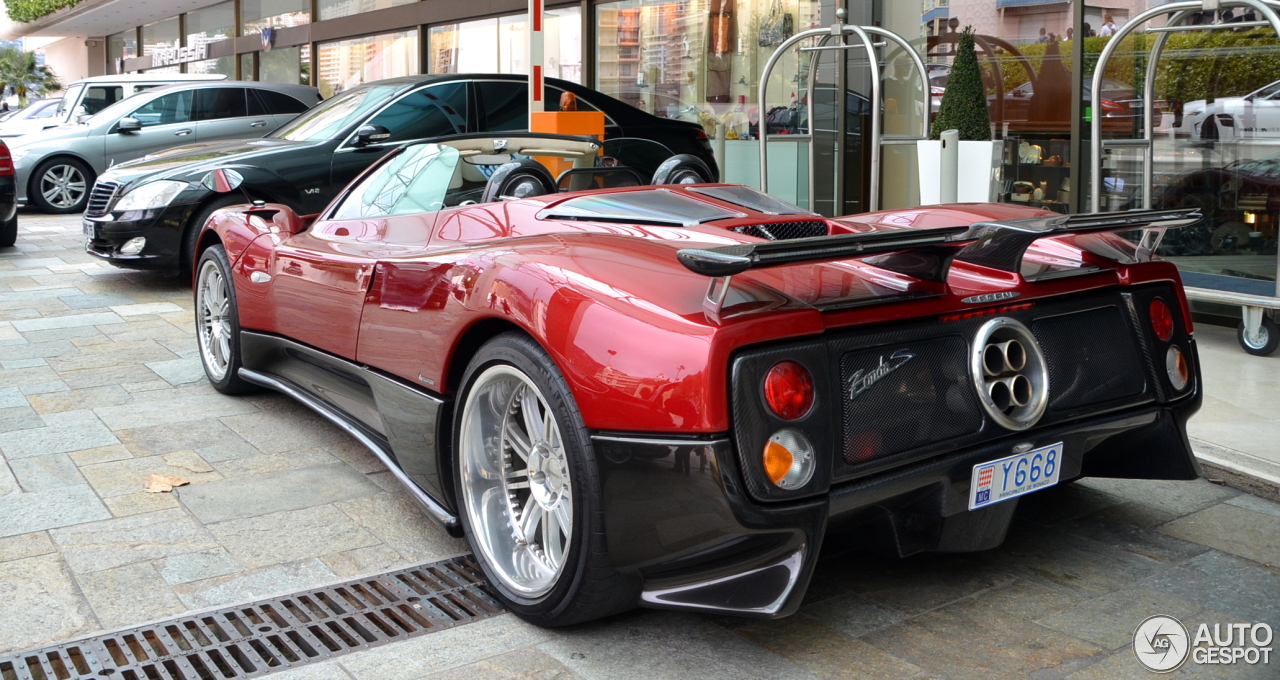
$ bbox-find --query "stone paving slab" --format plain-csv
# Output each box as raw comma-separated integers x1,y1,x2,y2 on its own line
1,211,1278,680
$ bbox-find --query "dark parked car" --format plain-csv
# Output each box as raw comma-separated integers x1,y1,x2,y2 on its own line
0,140,16,247
83,74,718,272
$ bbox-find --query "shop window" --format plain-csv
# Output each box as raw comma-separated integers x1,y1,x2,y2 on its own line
429,7,582,83
261,45,311,86
185,1,234,77
364,82,468,143
141,17,179,62
108,30,136,67
317,30,418,98
318,0,416,22
186,57,236,77
241,0,310,36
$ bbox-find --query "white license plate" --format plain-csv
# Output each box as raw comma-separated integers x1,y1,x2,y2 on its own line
83,221,94,243
969,442,1063,510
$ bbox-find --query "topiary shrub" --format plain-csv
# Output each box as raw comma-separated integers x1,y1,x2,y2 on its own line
931,26,991,141
4,0,84,24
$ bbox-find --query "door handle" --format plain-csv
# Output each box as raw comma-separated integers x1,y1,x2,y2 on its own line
250,120,268,128
174,129,192,136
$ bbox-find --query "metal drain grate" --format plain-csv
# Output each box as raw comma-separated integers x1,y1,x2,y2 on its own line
0,555,503,680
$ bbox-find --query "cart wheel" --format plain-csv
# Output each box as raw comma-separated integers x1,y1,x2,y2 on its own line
1237,316,1280,356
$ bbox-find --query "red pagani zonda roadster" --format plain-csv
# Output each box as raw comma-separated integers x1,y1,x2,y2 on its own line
193,133,1204,627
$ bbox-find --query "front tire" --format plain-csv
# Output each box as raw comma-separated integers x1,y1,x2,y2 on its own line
30,157,93,214
454,332,635,626
195,245,256,394
182,194,248,274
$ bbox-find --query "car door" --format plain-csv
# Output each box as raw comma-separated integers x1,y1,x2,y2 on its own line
102,90,196,167
329,82,470,197
267,143,459,358
193,87,273,142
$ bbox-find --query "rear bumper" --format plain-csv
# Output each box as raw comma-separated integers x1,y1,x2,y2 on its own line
595,387,1200,618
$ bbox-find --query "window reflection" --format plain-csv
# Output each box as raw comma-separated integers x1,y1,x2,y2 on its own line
317,31,418,98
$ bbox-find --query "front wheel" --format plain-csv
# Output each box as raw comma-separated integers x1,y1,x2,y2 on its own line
195,245,257,394
30,157,93,214
454,333,634,626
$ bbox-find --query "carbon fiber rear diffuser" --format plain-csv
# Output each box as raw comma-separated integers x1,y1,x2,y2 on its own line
0,555,503,680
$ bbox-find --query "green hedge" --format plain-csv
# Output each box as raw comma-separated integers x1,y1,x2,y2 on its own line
980,30,1280,103
4,0,83,24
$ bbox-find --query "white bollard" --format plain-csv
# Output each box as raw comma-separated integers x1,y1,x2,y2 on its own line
940,128,959,204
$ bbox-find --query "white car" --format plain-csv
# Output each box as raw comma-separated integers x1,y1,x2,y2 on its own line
1176,80,1280,140
0,99,61,138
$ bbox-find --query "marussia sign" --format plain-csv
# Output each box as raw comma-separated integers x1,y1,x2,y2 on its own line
151,44,208,67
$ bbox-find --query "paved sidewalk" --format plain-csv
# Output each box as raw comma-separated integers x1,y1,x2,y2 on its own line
1,211,1277,679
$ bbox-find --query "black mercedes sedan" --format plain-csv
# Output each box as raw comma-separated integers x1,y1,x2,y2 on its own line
83,74,717,272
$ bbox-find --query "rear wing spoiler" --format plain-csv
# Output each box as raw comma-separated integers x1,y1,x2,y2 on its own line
677,208,1201,280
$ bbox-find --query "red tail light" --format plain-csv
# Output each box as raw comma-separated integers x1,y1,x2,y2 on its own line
1149,298,1174,341
696,128,709,139
1100,99,1125,113
763,361,814,420
0,142,12,176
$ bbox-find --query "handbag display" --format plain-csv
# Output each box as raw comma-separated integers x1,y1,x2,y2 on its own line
757,0,794,47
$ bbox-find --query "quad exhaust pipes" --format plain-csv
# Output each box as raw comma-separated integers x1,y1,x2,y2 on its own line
982,339,1027,376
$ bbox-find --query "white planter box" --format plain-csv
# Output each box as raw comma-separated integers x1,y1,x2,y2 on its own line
916,140,1000,205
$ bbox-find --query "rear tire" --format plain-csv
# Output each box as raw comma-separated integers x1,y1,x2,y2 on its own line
194,245,257,395
651,154,715,185
0,214,15,248
29,157,94,214
453,332,635,626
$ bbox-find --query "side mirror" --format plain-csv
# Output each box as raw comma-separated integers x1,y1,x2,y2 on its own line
354,124,391,147
117,117,141,133
201,168,245,193
74,105,89,124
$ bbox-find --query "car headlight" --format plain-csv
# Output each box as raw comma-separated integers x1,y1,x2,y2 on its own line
113,180,189,212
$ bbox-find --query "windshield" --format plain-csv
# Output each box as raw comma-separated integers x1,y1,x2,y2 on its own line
55,83,84,120
270,83,408,142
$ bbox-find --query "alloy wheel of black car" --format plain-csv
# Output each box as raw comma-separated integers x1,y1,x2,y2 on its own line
195,245,257,395
0,214,15,248
31,157,93,214
454,332,634,626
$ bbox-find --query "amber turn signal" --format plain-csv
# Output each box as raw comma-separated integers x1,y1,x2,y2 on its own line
1166,346,1189,391
762,429,815,490
763,361,814,420
1149,298,1174,342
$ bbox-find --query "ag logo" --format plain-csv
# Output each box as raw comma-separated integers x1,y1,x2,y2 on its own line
1134,615,1190,673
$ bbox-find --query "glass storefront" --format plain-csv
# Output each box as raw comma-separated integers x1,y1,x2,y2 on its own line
429,7,582,82
261,45,312,85
317,31,418,98
185,1,235,77
318,0,416,22
108,30,136,64
241,0,310,36
141,17,180,74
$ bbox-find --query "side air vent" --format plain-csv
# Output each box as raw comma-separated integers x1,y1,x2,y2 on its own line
731,221,829,241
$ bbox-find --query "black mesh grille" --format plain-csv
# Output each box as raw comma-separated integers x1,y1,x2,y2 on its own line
1034,306,1147,412
85,180,119,217
840,336,984,466
732,221,828,240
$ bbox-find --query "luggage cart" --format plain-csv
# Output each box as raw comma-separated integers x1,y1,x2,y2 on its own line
1090,0,1280,354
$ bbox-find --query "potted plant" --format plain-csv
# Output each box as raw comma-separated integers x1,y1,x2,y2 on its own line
917,26,1000,204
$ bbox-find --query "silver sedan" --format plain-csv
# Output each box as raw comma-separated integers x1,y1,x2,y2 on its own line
9,80,320,213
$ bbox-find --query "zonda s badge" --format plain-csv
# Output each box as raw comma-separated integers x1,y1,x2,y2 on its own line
962,291,1020,304
847,350,915,401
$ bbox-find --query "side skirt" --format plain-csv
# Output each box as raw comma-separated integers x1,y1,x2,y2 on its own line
238,356,463,537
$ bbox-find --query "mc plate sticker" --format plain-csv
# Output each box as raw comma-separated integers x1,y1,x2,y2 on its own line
969,442,1062,510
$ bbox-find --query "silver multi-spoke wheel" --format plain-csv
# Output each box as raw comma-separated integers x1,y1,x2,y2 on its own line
196,259,232,381
39,164,87,209
459,364,572,597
